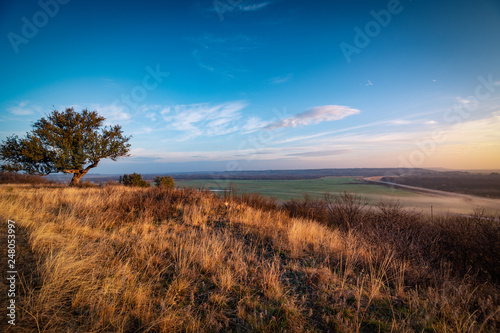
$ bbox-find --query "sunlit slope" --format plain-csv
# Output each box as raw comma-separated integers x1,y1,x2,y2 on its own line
0,185,498,332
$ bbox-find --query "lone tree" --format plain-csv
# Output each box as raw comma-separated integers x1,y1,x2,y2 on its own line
119,173,150,187
0,108,131,186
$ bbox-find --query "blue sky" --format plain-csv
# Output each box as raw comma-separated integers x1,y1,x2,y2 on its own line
1,0,500,174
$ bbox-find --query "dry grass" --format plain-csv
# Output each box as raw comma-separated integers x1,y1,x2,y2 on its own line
0,185,498,332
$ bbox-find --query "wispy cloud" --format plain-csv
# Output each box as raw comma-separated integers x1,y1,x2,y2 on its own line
209,1,272,16
387,119,411,125
457,97,476,105
269,73,293,85
125,110,500,166
161,101,248,139
283,112,500,156
100,78,121,88
287,149,352,157
272,115,443,146
90,103,131,123
192,50,216,72
444,111,500,143
57,104,131,124
127,144,348,164
241,116,269,133
191,33,258,76
238,2,271,12
144,112,157,122
8,101,41,116
135,101,270,138
268,105,360,129
365,80,373,86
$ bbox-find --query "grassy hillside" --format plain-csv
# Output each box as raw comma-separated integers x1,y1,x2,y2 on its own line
1,185,499,332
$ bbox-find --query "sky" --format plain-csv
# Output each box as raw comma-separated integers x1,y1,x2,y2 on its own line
1,0,500,174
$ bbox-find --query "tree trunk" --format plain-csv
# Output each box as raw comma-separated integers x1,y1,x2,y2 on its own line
69,170,88,186
64,162,98,186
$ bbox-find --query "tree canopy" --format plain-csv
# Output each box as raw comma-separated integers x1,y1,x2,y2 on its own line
153,176,175,188
0,108,131,185
119,173,149,187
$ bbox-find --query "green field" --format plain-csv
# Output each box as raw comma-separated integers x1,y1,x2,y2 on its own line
176,177,500,215
176,177,416,201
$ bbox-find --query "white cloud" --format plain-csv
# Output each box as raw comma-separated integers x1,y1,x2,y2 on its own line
287,149,352,157
55,104,130,124
444,111,500,143
268,105,360,129
387,119,411,125
8,101,40,116
238,2,271,11
457,97,473,105
269,73,293,85
291,112,500,155
161,101,248,139
365,80,373,86
273,116,433,145
145,112,157,122
90,103,131,123
136,101,267,138
242,117,269,133
138,104,161,113
274,132,331,145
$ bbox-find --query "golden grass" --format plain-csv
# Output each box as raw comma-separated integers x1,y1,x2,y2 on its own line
0,184,498,332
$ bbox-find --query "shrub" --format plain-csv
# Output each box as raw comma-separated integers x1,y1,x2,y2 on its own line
283,193,328,222
324,192,367,230
434,211,500,283
119,173,150,187
153,176,175,188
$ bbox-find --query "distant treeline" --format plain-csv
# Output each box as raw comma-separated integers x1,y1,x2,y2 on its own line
382,172,500,198
46,167,441,184
0,171,52,185
152,168,440,181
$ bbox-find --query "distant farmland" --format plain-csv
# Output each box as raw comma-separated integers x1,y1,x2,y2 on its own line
176,177,412,200
177,176,500,215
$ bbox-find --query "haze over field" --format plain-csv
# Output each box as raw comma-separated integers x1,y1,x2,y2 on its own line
176,177,500,215
1,0,500,173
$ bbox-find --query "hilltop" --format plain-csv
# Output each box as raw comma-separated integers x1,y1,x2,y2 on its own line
1,185,499,332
